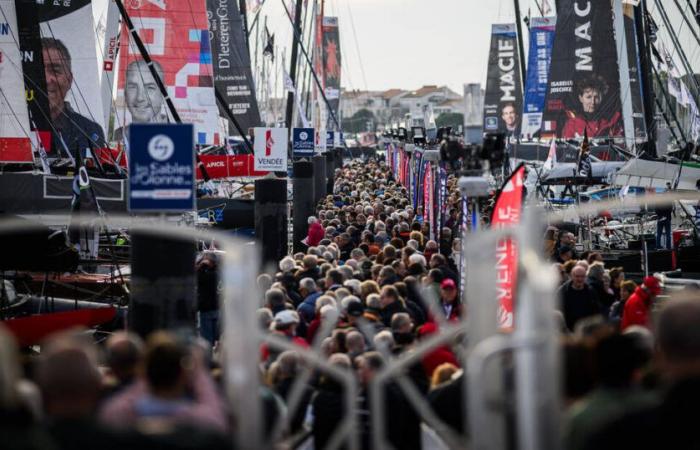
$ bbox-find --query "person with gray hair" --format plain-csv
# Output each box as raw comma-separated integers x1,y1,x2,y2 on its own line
297,278,322,324
346,330,366,359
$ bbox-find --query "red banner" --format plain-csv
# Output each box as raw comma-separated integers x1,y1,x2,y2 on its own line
490,164,526,328
0,138,33,163
423,162,434,232
196,155,269,179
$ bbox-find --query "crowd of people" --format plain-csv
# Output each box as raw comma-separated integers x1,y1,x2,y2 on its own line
1,156,700,450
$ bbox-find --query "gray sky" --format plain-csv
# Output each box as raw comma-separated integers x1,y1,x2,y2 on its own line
260,0,700,95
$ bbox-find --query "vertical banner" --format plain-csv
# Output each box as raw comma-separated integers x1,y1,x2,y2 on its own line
115,0,220,145
92,0,120,128
521,16,556,140
483,23,523,138
491,164,526,329
0,0,33,162
15,0,107,155
541,0,623,140
207,0,261,135
423,161,433,235
623,3,647,142
322,16,340,130
253,127,287,171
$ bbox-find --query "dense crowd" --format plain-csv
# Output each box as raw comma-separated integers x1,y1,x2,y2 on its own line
1,157,700,450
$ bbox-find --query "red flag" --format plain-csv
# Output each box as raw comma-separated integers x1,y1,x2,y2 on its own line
490,164,526,328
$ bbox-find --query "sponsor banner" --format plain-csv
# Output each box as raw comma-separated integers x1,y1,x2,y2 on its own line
325,130,334,148
128,123,195,212
196,154,268,179
115,0,220,145
322,16,340,129
541,0,623,140
292,127,314,157
92,0,120,127
623,3,647,142
206,0,261,135
490,164,526,328
0,0,33,162
15,0,107,156
483,23,523,137
522,16,556,139
253,127,287,171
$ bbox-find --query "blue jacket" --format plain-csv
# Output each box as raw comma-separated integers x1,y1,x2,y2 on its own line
297,291,323,323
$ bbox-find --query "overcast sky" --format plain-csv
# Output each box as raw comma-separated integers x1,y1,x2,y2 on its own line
260,0,700,94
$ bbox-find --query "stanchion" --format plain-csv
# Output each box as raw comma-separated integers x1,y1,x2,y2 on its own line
313,154,327,203
129,228,197,338
292,160,314,253
255,178,288,266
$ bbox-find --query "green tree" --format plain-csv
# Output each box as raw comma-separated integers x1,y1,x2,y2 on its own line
436,112,464,129
342,108,376,133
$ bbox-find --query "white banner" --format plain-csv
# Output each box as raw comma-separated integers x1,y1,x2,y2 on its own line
253,127,288,171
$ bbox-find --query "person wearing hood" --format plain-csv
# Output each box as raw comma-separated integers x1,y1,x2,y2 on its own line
621,276,662,331
306,217,325,247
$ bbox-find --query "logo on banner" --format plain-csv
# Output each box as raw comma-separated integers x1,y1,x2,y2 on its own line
148,134,175,161
293,128,315,156
265,129,274,156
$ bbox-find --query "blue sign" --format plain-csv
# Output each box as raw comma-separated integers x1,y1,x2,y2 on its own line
522,17,556,137
293,128,315,157
326,131,334,148
128,124,195,212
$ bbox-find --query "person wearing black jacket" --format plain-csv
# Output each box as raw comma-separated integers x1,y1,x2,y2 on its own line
196,254,220,345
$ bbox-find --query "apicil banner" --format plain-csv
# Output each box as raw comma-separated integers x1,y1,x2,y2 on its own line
322,16,341,130
483,23,523,137
115,0,220,145
521,16,556,139
128,123,195,212
196,154,268,179
293,127,314,157
490,164,525,329
15,0,107,155
253,127,287,171
0,0,33,162
541,0,623,140
207,0,261,135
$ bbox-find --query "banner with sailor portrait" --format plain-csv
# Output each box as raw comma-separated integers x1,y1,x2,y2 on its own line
115,0,220,145
14,0,106,156
541,0,623,140
483,23,523,138
322,16,341,130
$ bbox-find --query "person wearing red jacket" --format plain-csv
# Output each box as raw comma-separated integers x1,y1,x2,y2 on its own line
561,76,623,139
417,322,460,378
621,276,662,331
306,216,325,247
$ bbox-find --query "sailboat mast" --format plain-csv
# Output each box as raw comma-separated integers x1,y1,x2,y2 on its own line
635,0,657,147
285,0,304,137
613,0,636,149
513,0,527,90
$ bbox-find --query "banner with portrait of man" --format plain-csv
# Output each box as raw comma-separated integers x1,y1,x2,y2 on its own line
482,23,523,139
541,0,623,140
114,0,220,146
14,0,107,157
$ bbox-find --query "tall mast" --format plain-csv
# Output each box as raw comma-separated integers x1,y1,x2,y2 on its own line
513,0,527,91
285,0,304,140
613,0,636,149
635,0,657,148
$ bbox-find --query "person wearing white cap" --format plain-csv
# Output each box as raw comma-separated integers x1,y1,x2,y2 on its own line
261,310,309,365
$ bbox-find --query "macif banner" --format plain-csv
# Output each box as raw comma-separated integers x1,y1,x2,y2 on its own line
541,0,623,140
490,163,526,329
483,23,523,137
206,0,261,135
322,16,341,130
521,16,556,139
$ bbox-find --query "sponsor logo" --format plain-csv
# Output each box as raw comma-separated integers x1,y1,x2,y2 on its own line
147,134,175,161
0,23,9,35
265,129,274,156
299,131,308,141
